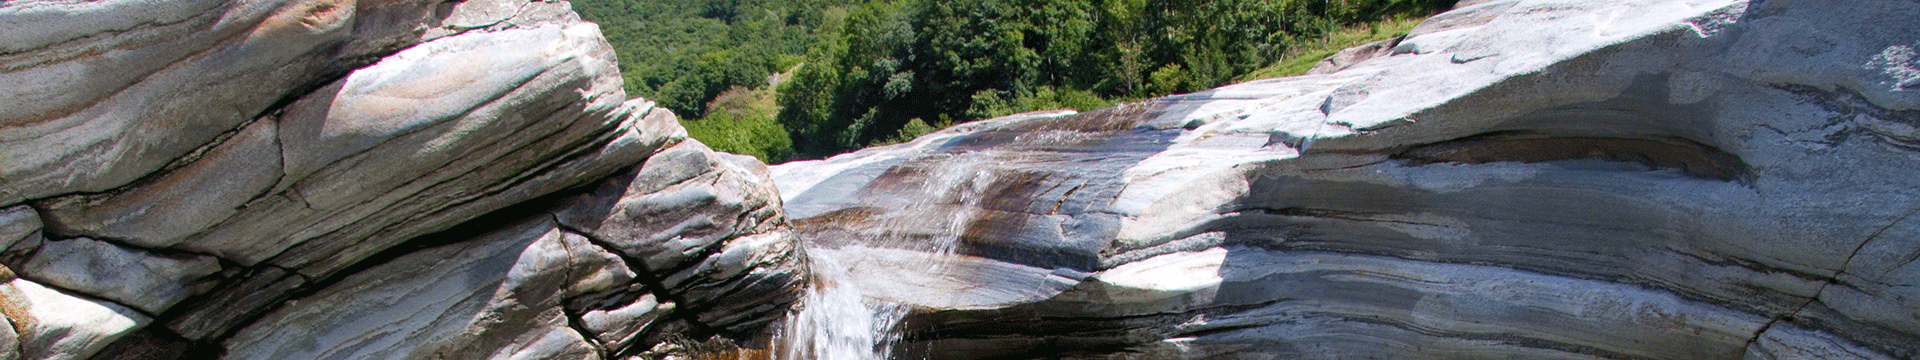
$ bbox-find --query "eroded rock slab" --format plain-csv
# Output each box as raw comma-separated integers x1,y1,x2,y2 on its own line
34,19,666,273
2,1,813,359
2,0,432,203
771,0,1920,358
13,238,221,314
12,3,691,348
578,293,675,352
0,206,42,265
219,137,805,358
556,140,785,274
555,139,803,335
221,216,620,360
0,278,150,360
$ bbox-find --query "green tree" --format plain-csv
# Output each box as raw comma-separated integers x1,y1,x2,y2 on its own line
590,0,1458,161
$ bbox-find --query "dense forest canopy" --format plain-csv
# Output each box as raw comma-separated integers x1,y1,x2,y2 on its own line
576,0,1456,162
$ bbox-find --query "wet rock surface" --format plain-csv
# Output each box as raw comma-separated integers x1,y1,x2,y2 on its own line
772,0,1920,358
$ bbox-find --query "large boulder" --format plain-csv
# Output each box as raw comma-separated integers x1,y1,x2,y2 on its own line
771,0,1920,358
553,140,802,337
0,0,802,359
208,138,802,360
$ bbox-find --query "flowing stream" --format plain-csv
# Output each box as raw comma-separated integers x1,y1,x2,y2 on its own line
772,159,1002,360
773,252,909,360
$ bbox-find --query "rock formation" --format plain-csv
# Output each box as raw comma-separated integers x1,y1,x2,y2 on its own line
0,1,799,359
8,0,1920,359
772,0,1920,359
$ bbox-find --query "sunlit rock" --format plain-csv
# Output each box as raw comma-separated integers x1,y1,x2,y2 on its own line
771,0,1920,358
13,238,222,314
2,0,800,359
554,139,804,335
221,217,616,360
0,278,149,360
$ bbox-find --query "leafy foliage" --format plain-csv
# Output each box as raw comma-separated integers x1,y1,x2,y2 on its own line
776,0,1456,158
577,0,854,162
577,0,1456,162
575,0,842,118
1236,15,1427,81
681,86,796,161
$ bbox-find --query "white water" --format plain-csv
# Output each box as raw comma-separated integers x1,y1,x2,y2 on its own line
774,253,908,360
773,161,1003,360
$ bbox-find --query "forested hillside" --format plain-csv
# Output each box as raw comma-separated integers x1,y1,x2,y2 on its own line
576,0,1456,162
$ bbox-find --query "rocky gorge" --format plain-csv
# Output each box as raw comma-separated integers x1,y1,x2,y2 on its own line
1,0,1918,359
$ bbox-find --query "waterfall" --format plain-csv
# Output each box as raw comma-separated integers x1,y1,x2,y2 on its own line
773,252,909,360
772,161,1003,360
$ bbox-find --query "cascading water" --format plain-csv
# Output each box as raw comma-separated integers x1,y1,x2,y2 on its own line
772,157,1003,360
774,253,908,360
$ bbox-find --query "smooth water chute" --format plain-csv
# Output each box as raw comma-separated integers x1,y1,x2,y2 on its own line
774,253,908,360
774,157,1008,360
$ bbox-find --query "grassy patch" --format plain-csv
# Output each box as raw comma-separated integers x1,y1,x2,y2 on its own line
681,85,797,163
1237,16,1426,81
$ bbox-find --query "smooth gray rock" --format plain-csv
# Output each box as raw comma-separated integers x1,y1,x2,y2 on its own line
771,0,1920,358
224,21,661,275
0,0,440,203
212,135,806,356
661,230,803,333
15,0,682,344
0,312,15,360
0,0,585,205
580,293,675,352
158,96,677,341
35,19,665,272
1304,37,1401,75
556,140,785,274
0,206,41,265
4,0,802,359
555,139,803,334
161,266,306,341
221,216,621,360
35,116,281,250
0,279,149,360
13,238,221,314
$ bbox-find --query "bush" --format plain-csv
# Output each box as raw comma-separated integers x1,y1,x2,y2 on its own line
682,86,796,162
683,113,795,163
586,0,1459,161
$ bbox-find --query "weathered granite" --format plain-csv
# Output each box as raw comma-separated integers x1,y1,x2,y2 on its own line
660,229,803,333
16,0,1919,358
13,238,222,314
1304,37,1401,75
220,217,614,360
3,1,802,359
772,0,1920,358
0,279,149,360
0,206,41,266
219,137,804,359
0,314,14,360
4,0,431,204
556,140,786,274
33,17,666,274
554,139,803,335
579,293,676,353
